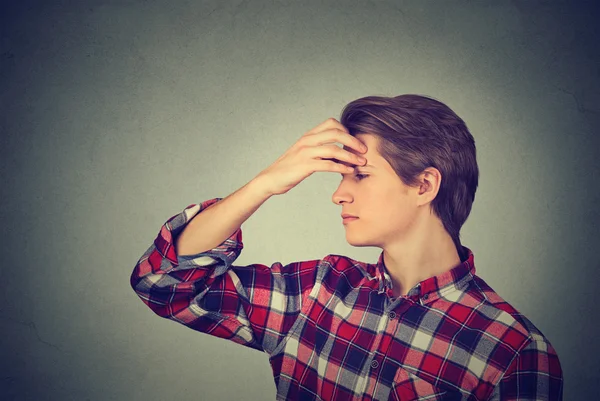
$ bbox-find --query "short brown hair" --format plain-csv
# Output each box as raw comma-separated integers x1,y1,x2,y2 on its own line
339,94,479,259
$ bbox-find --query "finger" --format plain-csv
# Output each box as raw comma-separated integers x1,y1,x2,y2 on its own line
304,117,348,136
314,159,355,174
315,144,366,167
310,128,367,155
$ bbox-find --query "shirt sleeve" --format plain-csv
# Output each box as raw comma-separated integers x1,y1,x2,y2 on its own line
130,197,325,356
487,334,564,400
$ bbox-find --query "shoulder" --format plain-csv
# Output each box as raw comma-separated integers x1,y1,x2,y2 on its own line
314,253,380,288
322,253,362,267
269,253,366,279
437,274,562,391
323,253,377,274
460,274,557,358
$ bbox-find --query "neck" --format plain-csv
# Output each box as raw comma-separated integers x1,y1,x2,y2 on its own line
382,217,462,297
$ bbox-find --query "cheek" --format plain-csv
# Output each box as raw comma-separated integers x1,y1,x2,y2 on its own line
372,194,413,222
366,187,404,209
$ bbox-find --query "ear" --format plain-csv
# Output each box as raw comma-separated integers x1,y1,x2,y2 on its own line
417,167,442,203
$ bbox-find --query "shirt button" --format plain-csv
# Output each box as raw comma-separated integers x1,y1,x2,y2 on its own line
389,311,396,319
423,293,429,300
370,359,379,369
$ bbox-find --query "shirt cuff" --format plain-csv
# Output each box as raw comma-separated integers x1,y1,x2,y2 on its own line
153,197,244,276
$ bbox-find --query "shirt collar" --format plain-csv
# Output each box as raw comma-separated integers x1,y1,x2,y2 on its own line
371,245,476,304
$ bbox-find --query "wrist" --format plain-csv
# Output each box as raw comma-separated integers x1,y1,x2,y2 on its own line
248,175,274,199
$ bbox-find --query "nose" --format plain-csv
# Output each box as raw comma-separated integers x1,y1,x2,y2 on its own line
332,182,352,205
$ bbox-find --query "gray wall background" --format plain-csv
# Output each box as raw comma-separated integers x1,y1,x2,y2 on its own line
1,0,598,400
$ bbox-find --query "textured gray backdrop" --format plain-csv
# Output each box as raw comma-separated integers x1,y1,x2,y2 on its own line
1,0,598,400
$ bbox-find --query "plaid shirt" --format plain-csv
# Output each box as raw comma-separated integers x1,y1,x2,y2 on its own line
131,197,563,400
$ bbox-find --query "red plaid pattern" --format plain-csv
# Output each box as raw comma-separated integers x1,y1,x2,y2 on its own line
131,198,563,400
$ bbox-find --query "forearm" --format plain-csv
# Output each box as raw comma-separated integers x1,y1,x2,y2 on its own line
175,177,273,257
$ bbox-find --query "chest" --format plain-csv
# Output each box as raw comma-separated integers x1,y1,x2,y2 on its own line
270,285,496,400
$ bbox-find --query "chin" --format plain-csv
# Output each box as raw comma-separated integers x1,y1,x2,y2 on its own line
345,235,370,247
347,241,371,248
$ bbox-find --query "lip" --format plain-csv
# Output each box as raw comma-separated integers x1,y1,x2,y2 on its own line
342,217,359,224
341,213,358,218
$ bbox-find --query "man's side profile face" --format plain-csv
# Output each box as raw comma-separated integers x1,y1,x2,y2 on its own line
332,133,420,249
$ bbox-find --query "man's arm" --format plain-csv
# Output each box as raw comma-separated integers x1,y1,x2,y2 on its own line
129,181,325,355
175,176,273,257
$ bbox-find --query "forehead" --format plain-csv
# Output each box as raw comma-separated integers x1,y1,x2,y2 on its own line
339,134,380,170
342,133,377,155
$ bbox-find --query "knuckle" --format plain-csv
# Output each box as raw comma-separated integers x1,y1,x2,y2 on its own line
297,137,310,148
294,144,307,154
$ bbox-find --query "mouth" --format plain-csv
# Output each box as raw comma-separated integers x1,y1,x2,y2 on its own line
342,217,359,224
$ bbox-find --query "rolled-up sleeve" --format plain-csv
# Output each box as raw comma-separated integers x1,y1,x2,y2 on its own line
130,197,324,355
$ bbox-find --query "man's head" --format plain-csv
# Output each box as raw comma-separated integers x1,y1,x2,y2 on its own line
332,94,479,259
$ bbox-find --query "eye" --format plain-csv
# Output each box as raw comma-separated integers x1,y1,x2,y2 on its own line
355,173,368,180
